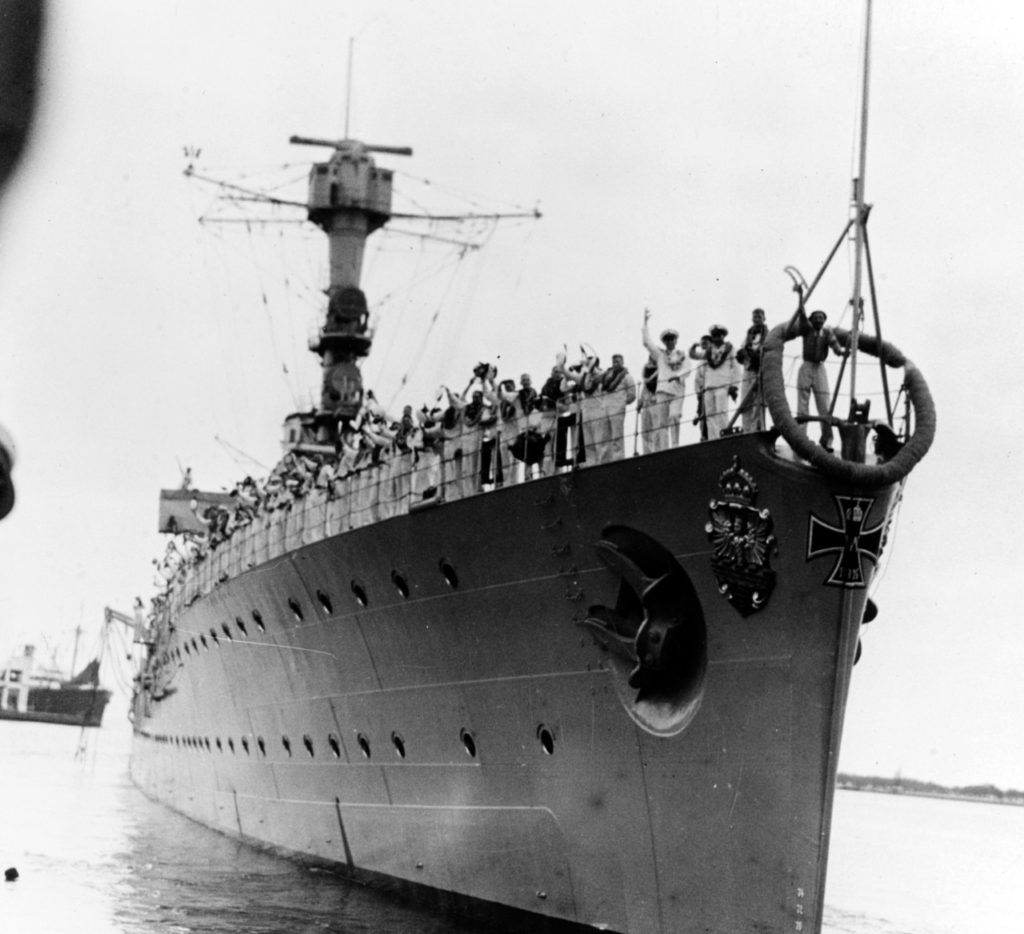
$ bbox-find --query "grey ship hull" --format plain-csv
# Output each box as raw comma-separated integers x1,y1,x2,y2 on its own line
0,686,111,727
131,432,894,933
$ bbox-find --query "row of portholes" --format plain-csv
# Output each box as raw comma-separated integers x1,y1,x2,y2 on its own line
343,557,460,608
150,722,558,761
163,558,462,667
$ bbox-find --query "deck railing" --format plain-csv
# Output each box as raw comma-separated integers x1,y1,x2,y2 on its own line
165,354,900,616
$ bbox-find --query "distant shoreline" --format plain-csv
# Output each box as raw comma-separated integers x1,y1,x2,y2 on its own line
837,773,1024,807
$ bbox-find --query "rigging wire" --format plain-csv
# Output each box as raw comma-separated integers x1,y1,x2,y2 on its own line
395,169,537,216
190,161,323,411
214,435,270,472
362,226,495,397
381,242,481,411
362,233,430,399
184,156,538,425
198,213,264,447
242,220,301,407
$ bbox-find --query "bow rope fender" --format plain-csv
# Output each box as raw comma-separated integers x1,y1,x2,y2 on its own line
760,323,936,489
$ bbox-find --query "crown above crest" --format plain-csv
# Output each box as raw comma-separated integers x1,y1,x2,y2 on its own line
717,456,758,505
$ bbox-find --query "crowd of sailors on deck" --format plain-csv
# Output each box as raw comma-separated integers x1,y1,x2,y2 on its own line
151,303,844,585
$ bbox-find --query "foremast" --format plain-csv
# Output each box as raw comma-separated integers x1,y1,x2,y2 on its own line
847,0,873,407
290,135,412,435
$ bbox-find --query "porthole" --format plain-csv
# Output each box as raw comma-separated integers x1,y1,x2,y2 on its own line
328,733,341,758
209,629,219,645
351,580,368,607
440,559,459,589
537,724,555,756
303,734,315,757
356,732,371,758
287,598,304,622
204,738,211,752
221,623,233,640
316,590,333,614
257,736,266,757
236,617,248,638
215,737,223,752
391,732,406,759
241,736,250,756
460,728,477,758
183,642,191,656
200,635,208,650
191,638,198,653
228,738,235,754
391,571,410,599
252,610,265,633
282,735,292,757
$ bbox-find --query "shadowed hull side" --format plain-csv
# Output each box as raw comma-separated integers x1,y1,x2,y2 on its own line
130,433,895,934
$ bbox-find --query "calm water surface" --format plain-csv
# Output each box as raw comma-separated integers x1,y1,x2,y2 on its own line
1,721,1019,933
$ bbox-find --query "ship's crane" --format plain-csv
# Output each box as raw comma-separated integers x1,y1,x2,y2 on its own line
105,603,151,646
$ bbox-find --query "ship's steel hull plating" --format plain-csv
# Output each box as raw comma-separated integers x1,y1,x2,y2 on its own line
131,434,894,933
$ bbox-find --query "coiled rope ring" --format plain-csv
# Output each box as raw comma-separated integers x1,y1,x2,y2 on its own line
760,324,936,489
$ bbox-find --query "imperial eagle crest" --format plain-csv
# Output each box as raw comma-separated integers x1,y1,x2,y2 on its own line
706,457,778,616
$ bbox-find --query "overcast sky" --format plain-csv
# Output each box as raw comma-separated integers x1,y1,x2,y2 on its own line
0,0,1021,790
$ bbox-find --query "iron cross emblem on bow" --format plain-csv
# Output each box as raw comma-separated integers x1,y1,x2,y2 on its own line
806,495,886,587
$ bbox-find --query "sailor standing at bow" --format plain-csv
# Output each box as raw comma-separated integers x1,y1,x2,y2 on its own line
792,303,847,453
642,308,689,452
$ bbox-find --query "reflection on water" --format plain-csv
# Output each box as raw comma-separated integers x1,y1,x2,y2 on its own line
0,721,482,933
2,720,1019,933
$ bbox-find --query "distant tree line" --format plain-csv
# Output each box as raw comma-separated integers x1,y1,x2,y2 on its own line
837,773,1024,805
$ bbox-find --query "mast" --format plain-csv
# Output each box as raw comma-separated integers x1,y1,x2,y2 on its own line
848,0,873,405
289,135,411,433
70,622,82,678
344,36,354,140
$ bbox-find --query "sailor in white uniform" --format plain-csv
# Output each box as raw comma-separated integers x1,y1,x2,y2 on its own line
641,308,689,452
